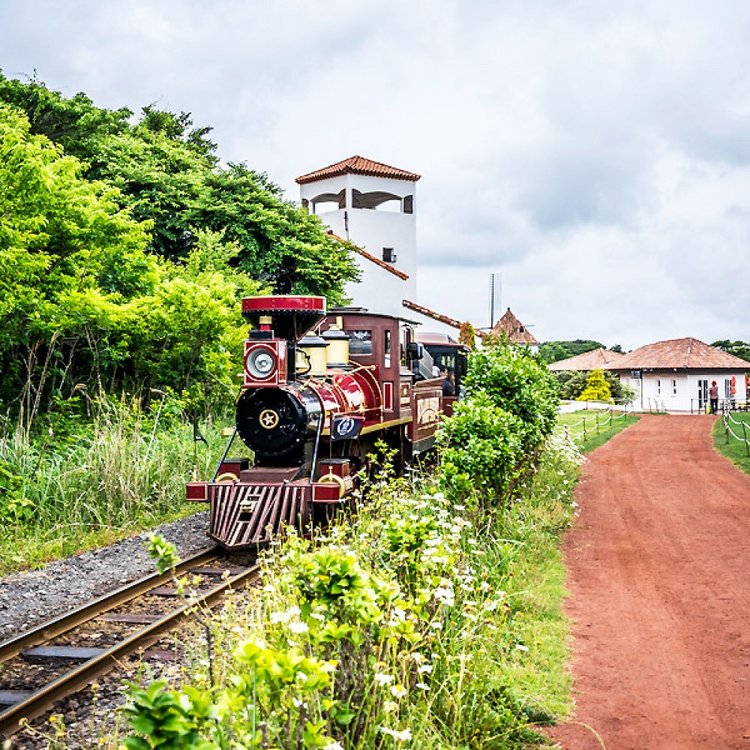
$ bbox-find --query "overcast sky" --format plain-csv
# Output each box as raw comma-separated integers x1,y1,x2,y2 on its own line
2,0,749,348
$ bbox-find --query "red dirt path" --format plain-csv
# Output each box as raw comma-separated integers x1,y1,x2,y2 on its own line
546,415,750,750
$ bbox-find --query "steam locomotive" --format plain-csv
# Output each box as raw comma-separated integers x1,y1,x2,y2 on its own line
186,295,467,550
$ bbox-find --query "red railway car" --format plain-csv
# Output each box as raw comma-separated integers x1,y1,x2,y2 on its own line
187,295,445,550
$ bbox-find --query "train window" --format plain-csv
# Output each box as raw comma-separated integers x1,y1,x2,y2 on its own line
384,329,391,368
350,330,373,356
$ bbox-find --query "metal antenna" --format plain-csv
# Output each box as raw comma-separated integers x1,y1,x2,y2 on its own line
489,273,495,329
489,272,502,328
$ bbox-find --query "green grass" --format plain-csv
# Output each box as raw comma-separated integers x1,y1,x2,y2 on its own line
0,401,245,574
713,412,750,476
556,409,639,453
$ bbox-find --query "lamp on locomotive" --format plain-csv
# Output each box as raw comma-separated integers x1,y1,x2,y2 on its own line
240,296,327,387
243,315,288,388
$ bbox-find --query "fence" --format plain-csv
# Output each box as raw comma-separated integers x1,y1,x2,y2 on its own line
562,406,633,443
722,412,750,457
691,399,750,414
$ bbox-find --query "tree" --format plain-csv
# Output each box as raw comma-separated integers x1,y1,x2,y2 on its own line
577,369,611,402
0,102,152,408
0,71,359,303
537,339,605,364
712,340,750,363
458,321,476,349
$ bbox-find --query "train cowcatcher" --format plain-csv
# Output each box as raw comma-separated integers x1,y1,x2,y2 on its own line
186,295,459,550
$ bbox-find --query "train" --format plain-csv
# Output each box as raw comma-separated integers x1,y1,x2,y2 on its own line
186,295,468,550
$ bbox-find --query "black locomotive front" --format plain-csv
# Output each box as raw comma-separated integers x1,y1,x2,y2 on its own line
235,384,322,466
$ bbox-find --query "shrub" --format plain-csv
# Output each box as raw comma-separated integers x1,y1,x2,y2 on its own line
437,392,525,507
576,369,611,402
437,341,559,507
463,343,558,448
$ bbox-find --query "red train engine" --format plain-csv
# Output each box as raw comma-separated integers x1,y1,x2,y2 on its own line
187,295,444,549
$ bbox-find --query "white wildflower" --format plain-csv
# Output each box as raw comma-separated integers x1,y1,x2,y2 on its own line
415,682,430,691
380,726,413,741
515,643,529,652
288,620,309,634
374,673,395,685
389,684,408,698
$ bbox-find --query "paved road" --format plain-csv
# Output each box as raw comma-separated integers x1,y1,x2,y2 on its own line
547,415,750,750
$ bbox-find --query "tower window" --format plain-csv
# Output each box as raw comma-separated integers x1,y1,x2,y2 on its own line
382,247,397,263
403,195,414,214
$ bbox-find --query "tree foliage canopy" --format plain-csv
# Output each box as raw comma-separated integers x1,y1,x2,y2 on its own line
537,339,606,364
0,71,358,301
0,72,358,421
712,340,750,363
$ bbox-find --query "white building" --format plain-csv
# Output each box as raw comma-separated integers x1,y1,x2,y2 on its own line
296,155,420,320
610,337,749,413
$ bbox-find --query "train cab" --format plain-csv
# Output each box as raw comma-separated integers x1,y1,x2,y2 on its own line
415,332,470,417
321,308,442,455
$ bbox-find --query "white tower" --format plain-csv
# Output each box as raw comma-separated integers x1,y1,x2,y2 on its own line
296,155,420,318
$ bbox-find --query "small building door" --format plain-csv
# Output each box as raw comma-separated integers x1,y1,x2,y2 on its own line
697,379,709,411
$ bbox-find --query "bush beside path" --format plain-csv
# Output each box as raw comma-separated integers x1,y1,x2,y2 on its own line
547,415,750,750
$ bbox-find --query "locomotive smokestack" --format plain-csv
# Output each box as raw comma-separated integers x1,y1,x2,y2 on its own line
241,296,327,341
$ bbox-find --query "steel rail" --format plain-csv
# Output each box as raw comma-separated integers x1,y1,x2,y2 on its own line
0,548,220,664
0,561,261,738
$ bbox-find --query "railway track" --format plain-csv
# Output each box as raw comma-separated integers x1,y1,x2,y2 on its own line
0,548,260,739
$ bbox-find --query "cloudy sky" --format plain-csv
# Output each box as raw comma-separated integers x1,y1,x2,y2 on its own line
2,0,749,348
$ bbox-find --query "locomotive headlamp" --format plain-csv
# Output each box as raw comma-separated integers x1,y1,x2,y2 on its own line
243,340,287,387
245,346,277,380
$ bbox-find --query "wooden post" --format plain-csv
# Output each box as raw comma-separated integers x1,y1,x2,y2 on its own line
743,421,750,458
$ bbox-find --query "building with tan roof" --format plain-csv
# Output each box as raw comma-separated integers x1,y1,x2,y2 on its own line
548,347,627,371
608,337,749,412
490,308,538,352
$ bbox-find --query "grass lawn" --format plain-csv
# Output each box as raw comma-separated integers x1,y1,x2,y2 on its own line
556,409,639,453
713,412,750,476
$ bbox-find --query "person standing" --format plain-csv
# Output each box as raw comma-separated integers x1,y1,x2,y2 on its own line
709,380,719,414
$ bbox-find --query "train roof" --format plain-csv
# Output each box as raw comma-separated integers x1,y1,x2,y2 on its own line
416,332,460,345
328,306,422,326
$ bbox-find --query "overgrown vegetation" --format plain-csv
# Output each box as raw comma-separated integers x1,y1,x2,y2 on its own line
121,434,579,750
0,74,358,420
0,73,359,569
0,397,238,573
438,342,558,510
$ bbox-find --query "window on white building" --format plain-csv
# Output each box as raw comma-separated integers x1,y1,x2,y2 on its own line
672,379,677,396
657,379,661,395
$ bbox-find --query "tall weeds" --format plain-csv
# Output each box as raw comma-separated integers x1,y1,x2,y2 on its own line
0,397,233,573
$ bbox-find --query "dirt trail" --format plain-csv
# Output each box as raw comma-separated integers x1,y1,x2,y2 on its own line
547,415,750,750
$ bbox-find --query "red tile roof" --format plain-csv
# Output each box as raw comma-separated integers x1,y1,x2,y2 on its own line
327,231,409,280
610,338,750,371
296,155,421,184
490,308,538,345
548,348,627,371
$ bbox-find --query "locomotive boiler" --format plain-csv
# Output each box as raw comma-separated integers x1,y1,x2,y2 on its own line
187,295,445,550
